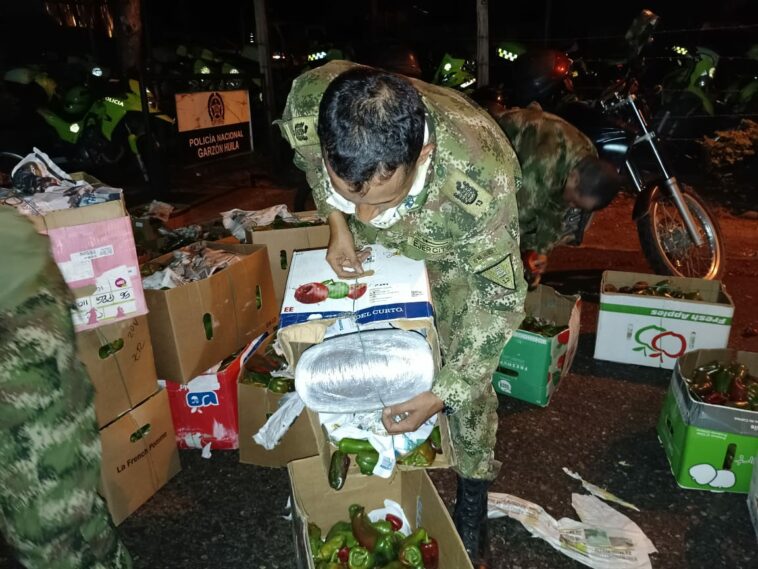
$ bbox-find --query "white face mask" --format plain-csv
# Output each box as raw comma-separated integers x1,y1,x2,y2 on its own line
326,122,431,228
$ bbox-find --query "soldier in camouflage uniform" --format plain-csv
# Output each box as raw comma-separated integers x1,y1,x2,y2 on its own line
277,61,526,566
0,207,132,569
497,103,621,286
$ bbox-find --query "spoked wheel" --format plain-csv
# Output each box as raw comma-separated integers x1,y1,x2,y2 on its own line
637,185,725,280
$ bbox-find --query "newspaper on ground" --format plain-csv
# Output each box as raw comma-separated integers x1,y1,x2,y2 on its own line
488,492,656,569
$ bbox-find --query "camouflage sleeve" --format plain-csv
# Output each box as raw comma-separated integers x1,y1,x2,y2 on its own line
430,190,526,412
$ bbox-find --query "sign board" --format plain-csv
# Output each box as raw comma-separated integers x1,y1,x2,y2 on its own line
175,90,253,163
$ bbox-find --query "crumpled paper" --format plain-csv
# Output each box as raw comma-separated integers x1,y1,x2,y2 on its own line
221,205,324,241
5,148,122,215
141,244,242,290
253,392,305,450
488,492,656,569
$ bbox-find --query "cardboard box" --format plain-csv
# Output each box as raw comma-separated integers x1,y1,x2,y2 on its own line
289,455,473,569
595,271,734,369
77,315,159,428
244,211,330,307
493,285,581,406
279,244,434,330
657,349,758,494
748,451,758,541
238,333,319,467
99,389,182,525
165,339,267,451
144,242,279,382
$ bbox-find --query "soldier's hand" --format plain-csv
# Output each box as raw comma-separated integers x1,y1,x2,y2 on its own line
382,392,445,434
326,212,371,278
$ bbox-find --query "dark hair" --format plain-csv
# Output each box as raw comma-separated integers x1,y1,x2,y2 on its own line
574,157,622,210
317,66,426,192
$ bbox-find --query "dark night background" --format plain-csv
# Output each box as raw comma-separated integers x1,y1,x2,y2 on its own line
1,1,756,72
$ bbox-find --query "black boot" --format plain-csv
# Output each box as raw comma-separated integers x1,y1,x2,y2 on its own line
453,476,491,568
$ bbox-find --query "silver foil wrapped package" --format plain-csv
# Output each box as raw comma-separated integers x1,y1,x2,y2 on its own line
295,329,434,413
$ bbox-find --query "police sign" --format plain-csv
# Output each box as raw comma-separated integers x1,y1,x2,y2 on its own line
175,90,253,163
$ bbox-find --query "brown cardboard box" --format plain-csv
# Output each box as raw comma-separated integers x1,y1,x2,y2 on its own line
238,334,318,466
144,243,278,382
77,315,159,428
25,194,126,233
98,389,181,525
289,455,473,569
244,212,330,307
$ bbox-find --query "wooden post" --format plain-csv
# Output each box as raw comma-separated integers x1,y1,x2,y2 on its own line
253,0,278,161
476,0,489,87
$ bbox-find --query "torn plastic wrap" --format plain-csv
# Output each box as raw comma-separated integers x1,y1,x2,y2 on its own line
294,329,435,413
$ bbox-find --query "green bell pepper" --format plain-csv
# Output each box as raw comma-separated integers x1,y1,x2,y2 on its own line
373,534,398,565
326,520,358,547
372,520,393,535
318,533,346,563
348,545,377,569
308,522,323,560
429,426,442,454
356,451,379,475
398,543,424,568
329,450,350,490
339,438,376,454
398,440,436,467
712,367,734,394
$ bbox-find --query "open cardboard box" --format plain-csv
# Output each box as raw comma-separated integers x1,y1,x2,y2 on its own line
493,285,581,406
657,349,758,494
77,315,159,428
144,242,278,382
595,271,734,369
289,455,473,569
238,332,319,466
244,211,330,307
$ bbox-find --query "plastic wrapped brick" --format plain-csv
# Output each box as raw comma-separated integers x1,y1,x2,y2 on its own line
295,329,434,412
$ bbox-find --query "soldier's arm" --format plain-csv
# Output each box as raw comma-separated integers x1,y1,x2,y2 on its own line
430,190,527,412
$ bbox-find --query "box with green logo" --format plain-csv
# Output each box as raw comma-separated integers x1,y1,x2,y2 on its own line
594,271,734,370
657,349,758,494
748,450,758,540
492,285,581,406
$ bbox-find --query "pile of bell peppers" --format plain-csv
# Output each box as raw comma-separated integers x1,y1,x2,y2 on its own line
308,504,439,568
240,369,295,393
519,316,568,338
686,360,758,410
604,279,702,300
329,427,443,491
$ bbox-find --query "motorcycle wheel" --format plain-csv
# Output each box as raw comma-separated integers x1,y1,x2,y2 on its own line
637,184,724,280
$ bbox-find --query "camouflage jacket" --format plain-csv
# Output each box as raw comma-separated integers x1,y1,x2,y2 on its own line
498,104,596,254
277,60,526,412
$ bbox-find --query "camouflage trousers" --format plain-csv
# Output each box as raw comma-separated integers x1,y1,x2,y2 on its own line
0,284,132,569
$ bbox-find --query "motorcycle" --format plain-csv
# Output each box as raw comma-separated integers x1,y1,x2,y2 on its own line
507,10,724,279
36,77,173,184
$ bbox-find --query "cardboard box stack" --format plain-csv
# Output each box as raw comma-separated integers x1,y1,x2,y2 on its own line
492,285,581,406
657,349,758,494
145,242,281,454
22,179,180,526
595,271,734,369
